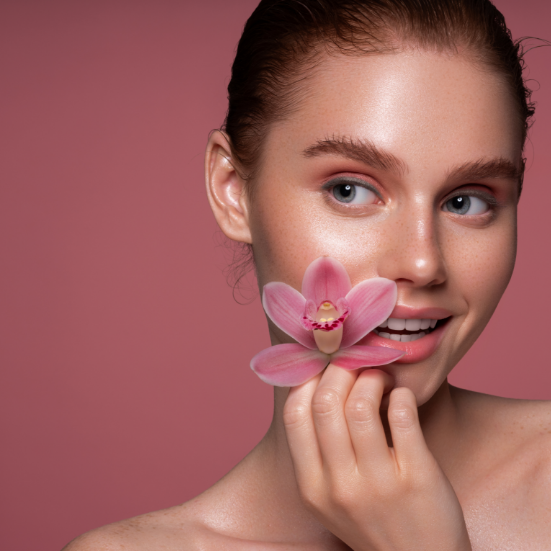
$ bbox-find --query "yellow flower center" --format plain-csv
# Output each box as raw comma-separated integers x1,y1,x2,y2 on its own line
314,301,343,354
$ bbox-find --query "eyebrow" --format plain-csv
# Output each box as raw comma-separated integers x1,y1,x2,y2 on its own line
302,136,522,184
445,158,523,183
302,137,407,175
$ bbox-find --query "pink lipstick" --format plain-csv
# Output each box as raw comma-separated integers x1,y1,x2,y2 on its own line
361,307,452,363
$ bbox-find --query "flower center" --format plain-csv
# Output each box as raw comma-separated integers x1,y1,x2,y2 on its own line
316,302,339,324
301,298,351,356
318,302,336,323
313,301,345,355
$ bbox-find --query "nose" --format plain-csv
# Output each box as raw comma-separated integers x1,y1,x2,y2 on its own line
377,201,446,288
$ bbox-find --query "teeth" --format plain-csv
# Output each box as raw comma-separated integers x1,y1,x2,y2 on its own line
378,318,440,330
387,318,406,330
405,319,421,331
374,319,443,342
376,331,429,342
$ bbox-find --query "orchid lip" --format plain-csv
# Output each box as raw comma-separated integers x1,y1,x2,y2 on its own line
302,296,351,332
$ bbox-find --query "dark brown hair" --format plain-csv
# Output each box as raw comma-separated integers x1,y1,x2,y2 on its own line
221,0,537,298
224,0,535,181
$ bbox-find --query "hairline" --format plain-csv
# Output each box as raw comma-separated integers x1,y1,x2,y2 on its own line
241,44,525,196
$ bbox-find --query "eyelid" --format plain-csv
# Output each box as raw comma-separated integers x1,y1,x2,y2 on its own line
443,189,500,208
322,175,382,199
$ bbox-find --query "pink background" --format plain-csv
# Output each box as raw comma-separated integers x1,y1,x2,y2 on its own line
0,1,549,549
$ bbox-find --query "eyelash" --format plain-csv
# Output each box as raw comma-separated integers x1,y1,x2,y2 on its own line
322,176,381,204
442,191,499,216
321,173,501,219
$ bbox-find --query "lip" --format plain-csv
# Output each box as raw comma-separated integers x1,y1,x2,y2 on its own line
388,305,453,320
361,317,450,364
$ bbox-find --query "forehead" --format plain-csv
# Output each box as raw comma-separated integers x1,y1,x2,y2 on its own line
268,50,522,173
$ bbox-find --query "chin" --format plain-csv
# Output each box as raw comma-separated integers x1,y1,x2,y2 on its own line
377,351,454,411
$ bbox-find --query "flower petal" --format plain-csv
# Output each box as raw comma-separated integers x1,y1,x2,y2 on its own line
340,278,397,348
263,283,316,349
330,345,404,370
301,299,318,331
301,257,352,306
251,344,329,387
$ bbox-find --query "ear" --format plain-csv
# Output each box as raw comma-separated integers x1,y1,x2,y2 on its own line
205,130,252,244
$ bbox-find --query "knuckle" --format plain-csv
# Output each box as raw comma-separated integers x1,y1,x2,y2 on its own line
329,485,351,510
396,463,417,486
376,479,400,501
388,401,417,430
398,465,429,492
414,458,439,484
311,388,341,417
282,402,309,429
345,396,378,428
298,485,323,511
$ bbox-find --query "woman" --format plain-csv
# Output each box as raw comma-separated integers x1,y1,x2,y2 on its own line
65,0,550,549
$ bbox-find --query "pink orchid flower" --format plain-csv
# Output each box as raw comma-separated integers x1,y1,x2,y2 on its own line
251,257,404,386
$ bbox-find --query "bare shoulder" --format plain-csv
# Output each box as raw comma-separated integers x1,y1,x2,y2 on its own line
451,385,551,496
451,385,551,440
450,387,551,547
61,503,206,551
60,497,294,551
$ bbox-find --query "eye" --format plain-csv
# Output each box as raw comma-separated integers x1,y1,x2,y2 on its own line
331,181,378,205
443,195,489,215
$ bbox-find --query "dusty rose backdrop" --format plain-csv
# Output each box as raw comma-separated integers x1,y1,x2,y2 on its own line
0,1,549,549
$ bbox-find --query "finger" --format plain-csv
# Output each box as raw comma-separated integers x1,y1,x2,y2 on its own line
283,371,324,485
387,387,432,474
310,363,359,472
345,369,394,473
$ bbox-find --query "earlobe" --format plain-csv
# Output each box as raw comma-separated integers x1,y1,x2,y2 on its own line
205,130,253,244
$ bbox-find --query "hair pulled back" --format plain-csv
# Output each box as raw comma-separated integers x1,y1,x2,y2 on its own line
224,0,535,182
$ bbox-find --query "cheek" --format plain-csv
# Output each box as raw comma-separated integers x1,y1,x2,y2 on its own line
249,186,318,289
249,186,309,291
249,185,385,291
446,217,517,323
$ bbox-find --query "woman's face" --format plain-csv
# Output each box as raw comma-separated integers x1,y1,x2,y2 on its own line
247,50,521,405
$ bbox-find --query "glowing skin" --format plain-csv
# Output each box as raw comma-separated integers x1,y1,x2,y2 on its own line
249,51,520,407
68,50,551,551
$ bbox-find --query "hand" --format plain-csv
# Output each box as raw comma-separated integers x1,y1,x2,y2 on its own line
283,365,471,551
